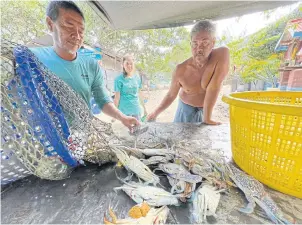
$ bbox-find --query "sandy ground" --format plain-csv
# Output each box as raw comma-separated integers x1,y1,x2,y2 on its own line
97,85,231,124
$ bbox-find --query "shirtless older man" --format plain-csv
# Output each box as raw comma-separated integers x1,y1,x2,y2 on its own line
147,20,230,125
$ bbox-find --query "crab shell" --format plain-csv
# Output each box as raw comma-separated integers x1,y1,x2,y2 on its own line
118,184,179,207
139,148,174,157
141,156,171,166
192,184,221,223
158,163,203,183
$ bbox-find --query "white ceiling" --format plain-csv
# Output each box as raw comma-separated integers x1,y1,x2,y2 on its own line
89,1,296,30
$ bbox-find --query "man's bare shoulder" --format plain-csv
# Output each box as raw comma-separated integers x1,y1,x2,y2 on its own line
175,58,193,75
211,46,230,60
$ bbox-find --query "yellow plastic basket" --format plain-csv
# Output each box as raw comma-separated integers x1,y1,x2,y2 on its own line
222,91,302,198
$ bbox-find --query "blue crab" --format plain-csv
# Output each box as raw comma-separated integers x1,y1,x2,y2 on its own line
226,164,292,224
114,181,179,207
192,182,225,223
176,148,234,189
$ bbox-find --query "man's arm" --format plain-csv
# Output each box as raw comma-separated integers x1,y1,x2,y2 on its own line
203,47,230,125
102,102,139,129
147,67,181,121
114,92,120,108
102,102,124,120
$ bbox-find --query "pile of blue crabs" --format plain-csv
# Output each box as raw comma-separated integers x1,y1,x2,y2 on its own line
106,140,293,224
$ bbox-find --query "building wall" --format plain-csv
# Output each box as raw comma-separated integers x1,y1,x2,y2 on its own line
102,52,122,71
231,79,265,92
103,69,121,95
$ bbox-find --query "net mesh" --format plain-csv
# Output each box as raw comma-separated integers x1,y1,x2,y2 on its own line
1,40,117,184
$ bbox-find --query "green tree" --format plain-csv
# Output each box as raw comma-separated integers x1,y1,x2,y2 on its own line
0,0,48,44
241,54,281,87
228,4,301,88
0,1,190,81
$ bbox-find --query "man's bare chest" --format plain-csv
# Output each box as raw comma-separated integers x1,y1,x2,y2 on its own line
179,71,201,88
179,65,214,89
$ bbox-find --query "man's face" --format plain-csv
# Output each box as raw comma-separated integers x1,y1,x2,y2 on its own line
191,30,215,63
47,8,85,54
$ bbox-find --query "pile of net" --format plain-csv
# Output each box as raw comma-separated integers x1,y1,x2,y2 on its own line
1,40,117,184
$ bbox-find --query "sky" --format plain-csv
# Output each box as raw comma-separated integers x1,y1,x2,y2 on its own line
186,2,300,40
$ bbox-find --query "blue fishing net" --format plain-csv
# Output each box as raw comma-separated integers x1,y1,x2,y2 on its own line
1,40,117,184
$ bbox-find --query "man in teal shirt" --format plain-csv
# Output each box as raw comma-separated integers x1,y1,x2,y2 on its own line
31,1,139,131
30,46,111,110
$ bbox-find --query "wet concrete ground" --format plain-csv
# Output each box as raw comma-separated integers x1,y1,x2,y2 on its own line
1,123,301,224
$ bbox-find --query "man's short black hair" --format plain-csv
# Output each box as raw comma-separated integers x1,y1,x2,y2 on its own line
46,1,85,21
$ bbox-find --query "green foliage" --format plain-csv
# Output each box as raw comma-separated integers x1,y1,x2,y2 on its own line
0,1,190,81
115,27,190,80
240,54,281,87
137,39,191,81
3,1,298,85
0,0,48,44
228,4,302,86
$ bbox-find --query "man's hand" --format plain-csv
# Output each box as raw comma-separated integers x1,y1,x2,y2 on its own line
102,103,140,131
203,119,221,125
121,115,140,132
147,111,157,122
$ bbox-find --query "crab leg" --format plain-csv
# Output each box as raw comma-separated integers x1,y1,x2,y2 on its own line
238,201,256,214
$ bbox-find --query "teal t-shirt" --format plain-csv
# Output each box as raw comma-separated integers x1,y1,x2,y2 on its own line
114,73,142,116
30,46,112,110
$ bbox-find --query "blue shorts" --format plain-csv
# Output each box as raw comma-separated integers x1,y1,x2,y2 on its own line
174,99,203,123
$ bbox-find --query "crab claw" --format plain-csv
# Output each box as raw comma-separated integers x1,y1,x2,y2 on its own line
103,213,113,224
109,207,117,223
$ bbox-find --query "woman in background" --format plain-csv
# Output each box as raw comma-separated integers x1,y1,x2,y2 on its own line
114,54,147,121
